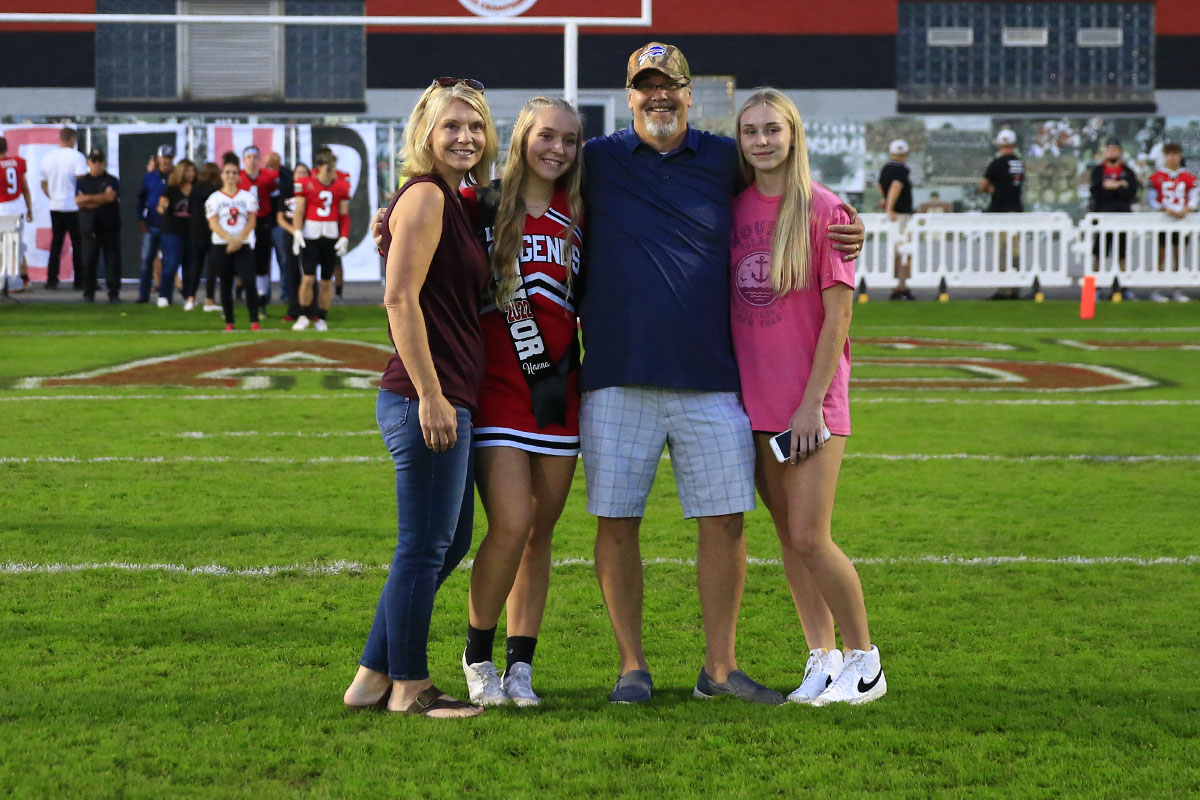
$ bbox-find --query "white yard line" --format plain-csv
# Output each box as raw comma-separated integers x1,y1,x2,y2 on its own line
1,554,1196,577
174,430,379,439
1,328,386,336
851,397,1200,406
0,393,370,402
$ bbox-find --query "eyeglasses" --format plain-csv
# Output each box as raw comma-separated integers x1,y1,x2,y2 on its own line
631,80,690,94
434,77,485,92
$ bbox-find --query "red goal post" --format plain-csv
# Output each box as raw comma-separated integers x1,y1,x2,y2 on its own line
0,1,652,106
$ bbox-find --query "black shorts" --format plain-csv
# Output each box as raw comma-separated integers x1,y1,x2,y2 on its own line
1092,231,1128,259
1157,231,1183,249
301,236,338,280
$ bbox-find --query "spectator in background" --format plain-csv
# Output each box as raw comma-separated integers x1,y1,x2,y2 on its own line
266,151,295,316
205,160,260,331
275,162,308,323
1089,137,1139,295
879,139,914,300
136,144,174,303
1146,142,1196,303
979,129,1025,299
39,127,88,290
917,191,952,214
0,135,33,292
189,162,222,312
239,146,278,317
74,148,121,303
156,159,196,309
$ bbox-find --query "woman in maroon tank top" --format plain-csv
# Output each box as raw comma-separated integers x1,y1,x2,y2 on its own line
343,78,497,718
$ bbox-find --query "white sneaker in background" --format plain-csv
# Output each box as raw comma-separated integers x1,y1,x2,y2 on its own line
156,296,169,308
291,315,310,331
788,648,844,704
1173,290,1191,303
463,652,509,706
1149,290,1170,303
203,302,221,312
811,645,887,707
183,299,195,311
502,662,541,707
314,319,329,332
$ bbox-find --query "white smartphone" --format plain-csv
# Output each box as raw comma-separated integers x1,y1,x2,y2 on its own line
769,426,831,463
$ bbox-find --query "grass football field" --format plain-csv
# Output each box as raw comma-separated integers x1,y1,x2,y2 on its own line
1,298,1198,799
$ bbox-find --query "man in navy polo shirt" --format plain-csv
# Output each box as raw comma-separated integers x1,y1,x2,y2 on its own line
579,42,865,705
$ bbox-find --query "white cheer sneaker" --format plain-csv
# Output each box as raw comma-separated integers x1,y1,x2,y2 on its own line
811,645,887,707
291,315,310,331
501,662,541,707
788,648,844,704
314,318,329,331
462,652,509,706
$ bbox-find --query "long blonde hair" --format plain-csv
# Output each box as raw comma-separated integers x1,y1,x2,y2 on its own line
491,97,584,308
735,88,813,295
167,158,196,189
400,80,497,188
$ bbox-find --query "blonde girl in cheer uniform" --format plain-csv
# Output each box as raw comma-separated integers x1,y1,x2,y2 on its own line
458,97,584,707
730,88,886,706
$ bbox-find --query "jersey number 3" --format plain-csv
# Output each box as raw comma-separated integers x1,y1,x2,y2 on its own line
317,190,333,217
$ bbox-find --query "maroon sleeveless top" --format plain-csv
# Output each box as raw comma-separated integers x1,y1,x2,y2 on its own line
379,174,491,415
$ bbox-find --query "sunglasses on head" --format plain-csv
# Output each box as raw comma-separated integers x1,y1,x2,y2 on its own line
434,77,485,92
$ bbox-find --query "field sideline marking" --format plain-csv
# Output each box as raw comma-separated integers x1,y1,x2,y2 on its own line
2,554,1197,577
5,453,1200,465
175,430,379,439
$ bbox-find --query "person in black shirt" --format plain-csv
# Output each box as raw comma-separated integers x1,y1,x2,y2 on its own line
155,159,196,308
1089,137,1139,282
274,162,308,322
879,139,914,300
979,129,1025,298
74,148,121,303
190,162,222,311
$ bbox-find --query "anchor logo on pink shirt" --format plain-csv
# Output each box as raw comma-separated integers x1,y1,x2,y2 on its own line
734,251,777,307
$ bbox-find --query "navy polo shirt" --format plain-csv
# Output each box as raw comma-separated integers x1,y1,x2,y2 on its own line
578,126,741,393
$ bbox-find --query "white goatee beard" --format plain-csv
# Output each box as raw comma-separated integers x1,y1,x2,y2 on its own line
643,113,680,139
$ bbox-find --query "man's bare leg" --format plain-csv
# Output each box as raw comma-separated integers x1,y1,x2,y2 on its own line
594,516,647,675
696,512,745,683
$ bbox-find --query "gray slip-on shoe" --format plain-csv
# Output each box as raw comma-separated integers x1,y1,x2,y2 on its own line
609,670,653,704
693,668,785,705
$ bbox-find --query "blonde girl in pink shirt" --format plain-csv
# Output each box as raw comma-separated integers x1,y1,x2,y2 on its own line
731,88,886,706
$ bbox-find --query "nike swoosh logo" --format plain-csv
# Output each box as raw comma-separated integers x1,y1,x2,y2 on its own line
824,675,832,687
858,669,882,693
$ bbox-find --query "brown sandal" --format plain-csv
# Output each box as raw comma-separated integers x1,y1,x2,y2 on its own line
397,685,482,717
344,686,392,712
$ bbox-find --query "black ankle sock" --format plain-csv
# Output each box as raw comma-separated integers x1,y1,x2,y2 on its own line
464,624,497,665
505,636,538,669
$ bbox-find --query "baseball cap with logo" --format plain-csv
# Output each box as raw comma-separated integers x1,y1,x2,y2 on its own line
157,144,175,158
888,139,909,155
626,42,691,88
995,129,1017,146
1105,137,1122,148
87,147,105,161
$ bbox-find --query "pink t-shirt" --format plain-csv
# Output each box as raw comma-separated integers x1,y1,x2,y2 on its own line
730,181,854,435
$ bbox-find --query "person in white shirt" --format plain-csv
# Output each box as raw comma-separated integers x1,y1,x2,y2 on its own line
204,162,260,331
39,127,88,289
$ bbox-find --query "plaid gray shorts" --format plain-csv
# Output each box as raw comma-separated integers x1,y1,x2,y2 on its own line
579,386,756,519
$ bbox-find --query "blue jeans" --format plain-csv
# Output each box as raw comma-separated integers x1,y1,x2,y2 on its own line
360,391,475,681
138,225,162,301
271,224,293,308
158,233,190,302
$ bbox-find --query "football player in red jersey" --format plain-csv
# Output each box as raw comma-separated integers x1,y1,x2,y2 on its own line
456,97,584,708
239,145,279,316
291,149,350,331
1147,142,1198,301
0,136,33,291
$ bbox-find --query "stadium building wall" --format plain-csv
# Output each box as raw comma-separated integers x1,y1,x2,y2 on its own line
2,0,1200,115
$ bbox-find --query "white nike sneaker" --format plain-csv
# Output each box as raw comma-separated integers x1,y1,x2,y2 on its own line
788,648,844,704
811,645,887,707
1173,290,1191,303
1149,290,1169,303
183,299,195,311
463,652,509,706
156,296,169,308
502,662,541,707
203,302,221,312
291,315,310,331
314,318,329,332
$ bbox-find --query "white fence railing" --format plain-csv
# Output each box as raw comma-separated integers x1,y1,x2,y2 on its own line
1074,213,1200,288
857,211,1200,291
0,215,21,283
